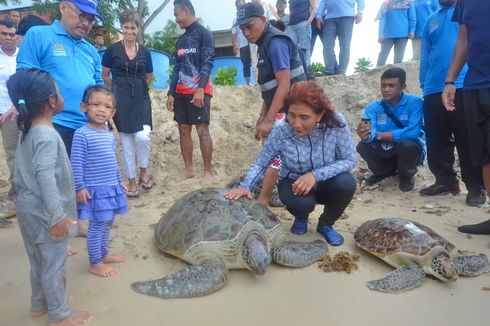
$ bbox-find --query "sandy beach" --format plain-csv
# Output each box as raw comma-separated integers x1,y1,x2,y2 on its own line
1,61,489,326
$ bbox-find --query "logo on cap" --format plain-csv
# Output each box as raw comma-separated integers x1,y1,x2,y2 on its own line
237,8,246,19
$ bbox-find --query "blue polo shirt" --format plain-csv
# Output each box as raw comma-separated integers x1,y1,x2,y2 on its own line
362,93,424,144
453,0,490,90
419,5,466,96
414,0,440,38
379,2,416,39
17,20,103,130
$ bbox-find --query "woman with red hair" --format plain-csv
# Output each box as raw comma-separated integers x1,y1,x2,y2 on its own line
225,81,356,246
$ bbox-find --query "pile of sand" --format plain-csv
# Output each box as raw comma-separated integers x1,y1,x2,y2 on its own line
1,61,489,326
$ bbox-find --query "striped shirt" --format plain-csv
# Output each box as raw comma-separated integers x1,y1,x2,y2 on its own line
71,125,123,192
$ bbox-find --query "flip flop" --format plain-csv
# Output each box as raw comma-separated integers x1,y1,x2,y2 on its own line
127,188,140,198
139,176,154,190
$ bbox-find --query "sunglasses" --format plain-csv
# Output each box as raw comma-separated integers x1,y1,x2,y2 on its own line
0,31,16,38
66,3,95,24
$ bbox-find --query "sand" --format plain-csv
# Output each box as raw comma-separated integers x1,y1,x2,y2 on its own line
1,62,489,326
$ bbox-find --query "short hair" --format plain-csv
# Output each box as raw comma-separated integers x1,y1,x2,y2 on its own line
174,0,196,16
119,9,141,28
82,84,115,109
0,19,16,30
16,14,48,36
269,19,286,32
381,67,406,85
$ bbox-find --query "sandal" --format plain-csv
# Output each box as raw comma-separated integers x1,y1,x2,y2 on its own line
139,176,154,190
126,188,140,198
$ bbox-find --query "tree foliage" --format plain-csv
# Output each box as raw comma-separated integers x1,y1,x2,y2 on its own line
213,67,237,86
354,57,373,74
144,20,178,55
310,62,325,76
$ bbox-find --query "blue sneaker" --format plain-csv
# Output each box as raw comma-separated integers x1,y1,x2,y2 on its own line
291,218,308,235
317,225,344,246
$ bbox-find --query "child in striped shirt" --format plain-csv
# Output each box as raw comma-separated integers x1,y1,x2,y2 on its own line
71,85,128,278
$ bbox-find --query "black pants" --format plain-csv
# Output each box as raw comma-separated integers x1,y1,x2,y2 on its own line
277,172,356,227
462,88,490,166
424,91,484,192
239,45,251,78
357,139,421,178
53,123,75,158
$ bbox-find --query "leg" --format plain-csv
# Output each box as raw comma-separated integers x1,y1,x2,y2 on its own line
310,18,323,60
87,221,118,278
393,38,409,64
412,37,421,60
196,123,213,184
0,117,20,193
357,141,397,178
135,125,153,189
336,16,355,75
101,221,124,264
395,139,422,191
278,178,317,234
119,132,139,196
376,38,394,67
258,166,279,205
322,18,339,75
295,21,313,66
240,45,252,85
53,123,75,158
178,124,195,179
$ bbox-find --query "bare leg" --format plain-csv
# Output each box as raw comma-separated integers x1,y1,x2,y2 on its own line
257,167,278,205
49,311,92,326
178,124,195,179
77,220,88,237
196,123,214,185
89,263,118,278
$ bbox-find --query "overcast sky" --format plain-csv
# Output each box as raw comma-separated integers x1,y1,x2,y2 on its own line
147,0,407,75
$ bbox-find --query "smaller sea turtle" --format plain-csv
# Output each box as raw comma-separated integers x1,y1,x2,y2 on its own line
354,217,490,293
131,188,327,299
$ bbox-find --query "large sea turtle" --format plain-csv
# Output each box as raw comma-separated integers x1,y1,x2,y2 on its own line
131,187,327,299
354,217,490,293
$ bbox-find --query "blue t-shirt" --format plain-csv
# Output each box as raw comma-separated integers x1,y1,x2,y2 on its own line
269,37,292,74
379,2,416,38
17,20,103,130
414,0,440,37
289,0,311,26
453,0,490,90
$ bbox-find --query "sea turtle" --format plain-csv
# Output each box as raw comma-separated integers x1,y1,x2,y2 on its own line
354,217,490,293
131,187,327,299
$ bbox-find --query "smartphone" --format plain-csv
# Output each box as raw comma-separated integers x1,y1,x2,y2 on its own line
361,118,371,130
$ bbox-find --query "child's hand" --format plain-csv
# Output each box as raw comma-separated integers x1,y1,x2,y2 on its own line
76,189,91,204
120,182,128,192
49,216,77,239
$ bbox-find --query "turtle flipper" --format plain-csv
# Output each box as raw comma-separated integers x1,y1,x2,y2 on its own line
131,259,229,299
367,265,425,293
454,254,490,276
272,239,327,267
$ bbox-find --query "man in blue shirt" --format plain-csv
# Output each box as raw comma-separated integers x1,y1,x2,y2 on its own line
356,67,424,192
412,0,439,60
16,0,103,156
316,0,364,75
442,0,490,234
419,0,485,206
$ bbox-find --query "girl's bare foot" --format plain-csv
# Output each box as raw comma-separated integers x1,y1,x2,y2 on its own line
89,263,118,278
31,310,47,317
67,245,77,256
102,254,125,264
202,173,214,186
49,311,92,326
182,169,195,180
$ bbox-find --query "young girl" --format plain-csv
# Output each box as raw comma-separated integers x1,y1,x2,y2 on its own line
71,85,128,278
8,69,91,325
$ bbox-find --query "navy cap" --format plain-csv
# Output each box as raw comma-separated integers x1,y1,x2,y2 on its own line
233,2,264,27
65,0,104,21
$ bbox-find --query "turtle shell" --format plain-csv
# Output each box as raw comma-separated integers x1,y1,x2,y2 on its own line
354,217,455,258
154,188,280,259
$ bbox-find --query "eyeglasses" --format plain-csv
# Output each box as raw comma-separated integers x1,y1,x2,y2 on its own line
87,102,114,112
66,3,95,24
0,31,16,38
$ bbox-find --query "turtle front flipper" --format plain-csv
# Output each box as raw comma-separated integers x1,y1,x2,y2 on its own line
131,258,229,299
367,265,425,293
272,239,327,267
454,254,490,276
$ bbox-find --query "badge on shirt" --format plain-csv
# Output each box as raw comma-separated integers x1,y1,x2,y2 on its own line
52,43,67,57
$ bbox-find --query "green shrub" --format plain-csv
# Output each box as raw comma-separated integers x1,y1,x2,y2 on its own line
354,57,373,73
310,62,325,76
213,67,237,86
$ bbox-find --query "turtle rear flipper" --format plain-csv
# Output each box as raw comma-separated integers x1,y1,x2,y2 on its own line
367,265,425,293
454,254,490,276
131,259,228,299
272,239,327,267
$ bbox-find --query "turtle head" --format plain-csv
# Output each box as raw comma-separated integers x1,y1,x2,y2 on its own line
431,253,458,282
242,233,271,275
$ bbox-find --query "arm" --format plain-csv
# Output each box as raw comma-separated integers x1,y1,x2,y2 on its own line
145,48,154,85
308,0,317,25
419,20,431,90
379,14,386,41
102,66,112,86
316,0,328,20
16,28,42,70
93,52,103,84
197,30,215,91
362,102,379,143
408,2,417,37
70,131,91,205
146,73,153,85
311,118,357,182
391,98,424,142
101,46,113,86
356,0,365,23
231,30,239,56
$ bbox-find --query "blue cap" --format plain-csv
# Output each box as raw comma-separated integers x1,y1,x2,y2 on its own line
233,2,264,27
65,0,104,22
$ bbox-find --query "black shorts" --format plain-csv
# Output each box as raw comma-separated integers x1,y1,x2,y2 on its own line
462,89,490,166
173,93,211,125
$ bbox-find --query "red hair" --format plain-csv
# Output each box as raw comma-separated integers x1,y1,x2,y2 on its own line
283,81,343,128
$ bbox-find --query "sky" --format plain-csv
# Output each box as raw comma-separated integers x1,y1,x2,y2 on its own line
147,0,413,75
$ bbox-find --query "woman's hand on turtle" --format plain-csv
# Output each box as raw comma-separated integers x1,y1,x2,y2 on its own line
224,188,253,201
292,172,316,196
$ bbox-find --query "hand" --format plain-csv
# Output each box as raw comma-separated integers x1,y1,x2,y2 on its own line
224,188,253,200
378,35,384,44
48,216,77,239
409,32,415,40
316,18,324,30
355,12,363,24
292,172,316,196
0,106,17,123
442,84,456,112
255,117,274,141
191,88,205,108
76,189,91,204
356,122,371,140
120,182,128,193
307,17,314,25
233,45,239,56
166,95,174,112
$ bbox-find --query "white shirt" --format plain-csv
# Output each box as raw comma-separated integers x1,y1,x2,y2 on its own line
0,47,18,114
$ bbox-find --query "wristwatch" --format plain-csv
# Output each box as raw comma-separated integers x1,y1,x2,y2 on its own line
444,81,455,86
